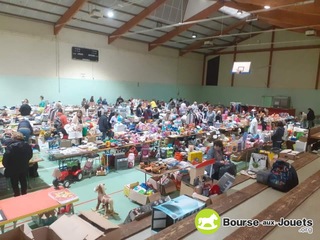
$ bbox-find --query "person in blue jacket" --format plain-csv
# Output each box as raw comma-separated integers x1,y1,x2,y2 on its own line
205,140,226,180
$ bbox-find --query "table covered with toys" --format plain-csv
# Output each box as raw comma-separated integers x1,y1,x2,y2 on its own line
124,145,215,205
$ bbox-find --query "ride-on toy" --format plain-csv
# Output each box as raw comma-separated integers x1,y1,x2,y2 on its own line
52,159,83,188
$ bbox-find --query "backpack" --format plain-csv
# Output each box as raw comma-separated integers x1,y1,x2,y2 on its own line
268,160,299,192
54,117,62,130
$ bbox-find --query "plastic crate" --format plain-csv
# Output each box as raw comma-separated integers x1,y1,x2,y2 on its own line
115,158,128,170
48,138,60,149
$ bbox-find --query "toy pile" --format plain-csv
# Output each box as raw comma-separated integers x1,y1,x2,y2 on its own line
132,182,156,196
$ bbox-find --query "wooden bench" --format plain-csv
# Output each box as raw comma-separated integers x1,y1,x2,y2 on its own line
308,125,320,146
225,169,320,240
145,152,318,240
119,152,318,239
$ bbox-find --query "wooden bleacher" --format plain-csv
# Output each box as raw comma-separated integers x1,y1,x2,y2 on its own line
224,170,320,240
119,152,318,240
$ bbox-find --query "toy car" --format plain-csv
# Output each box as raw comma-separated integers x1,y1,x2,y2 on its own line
52,159,83,188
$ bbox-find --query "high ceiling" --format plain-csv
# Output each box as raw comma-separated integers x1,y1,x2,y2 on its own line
0,0,319,55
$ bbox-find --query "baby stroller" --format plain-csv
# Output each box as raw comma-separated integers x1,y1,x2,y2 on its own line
82,153,99,177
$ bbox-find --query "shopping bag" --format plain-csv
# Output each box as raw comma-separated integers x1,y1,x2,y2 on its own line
248,153,268,172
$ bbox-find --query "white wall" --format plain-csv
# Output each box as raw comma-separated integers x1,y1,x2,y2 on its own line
0,14,203,106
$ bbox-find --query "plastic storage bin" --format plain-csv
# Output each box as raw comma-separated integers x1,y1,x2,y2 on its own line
115,158,128,170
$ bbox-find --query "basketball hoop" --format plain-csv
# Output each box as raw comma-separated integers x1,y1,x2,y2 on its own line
236,67,244,74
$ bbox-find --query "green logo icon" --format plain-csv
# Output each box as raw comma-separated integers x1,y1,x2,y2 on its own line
195,209,221,234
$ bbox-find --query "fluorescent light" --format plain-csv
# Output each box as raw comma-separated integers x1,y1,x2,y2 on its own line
107,10,114,18
219,6,250,19
264,5,271,9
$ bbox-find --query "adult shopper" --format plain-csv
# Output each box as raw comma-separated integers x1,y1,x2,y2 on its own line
205,140,236,180
17,117,33,142
307,108,315,129
3,132,33,197
98,111,110,140
271,121,285,149
19,99,32,116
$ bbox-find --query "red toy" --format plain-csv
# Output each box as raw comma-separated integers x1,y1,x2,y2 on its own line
52,159,83,188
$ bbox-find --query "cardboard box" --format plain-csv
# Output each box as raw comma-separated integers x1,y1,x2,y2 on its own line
148,177,177,195
191,192,211,206
0,224,32,240
187,151,203,163
159,180,177,195
87,135,97,143
180,181,194,197
32,212,120,240
147,177,161,191
279,149,292,159
129,190,161,205
279,149,302,160
78,210,120,239
287,151,302,160
123,182,139,197
298,136,307,142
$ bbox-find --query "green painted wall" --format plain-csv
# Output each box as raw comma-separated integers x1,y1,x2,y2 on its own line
0,76,199,106
198,85,320,115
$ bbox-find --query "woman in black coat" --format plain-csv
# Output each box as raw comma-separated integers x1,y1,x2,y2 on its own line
3,132,33,197
307,108,315,129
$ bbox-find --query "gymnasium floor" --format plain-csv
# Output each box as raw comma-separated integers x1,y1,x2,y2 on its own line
1,146,319,240
0,147,149,229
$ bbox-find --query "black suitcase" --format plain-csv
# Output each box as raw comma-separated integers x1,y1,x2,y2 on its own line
256,170,270,185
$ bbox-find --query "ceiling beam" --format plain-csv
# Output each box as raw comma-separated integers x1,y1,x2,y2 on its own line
206,28,272,56
148,1,224,51
234,0,313,8
226,1,320,32
54,0,88,35
283,3,320,15
179,20,246,56
258,17,320,34
260,17,320,36
258,9,320,27
108,0,167,44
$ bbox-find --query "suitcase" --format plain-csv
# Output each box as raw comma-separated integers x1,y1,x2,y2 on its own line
217,172,236,193
256,170,270,185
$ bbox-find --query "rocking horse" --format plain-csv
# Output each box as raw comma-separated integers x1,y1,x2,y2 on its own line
94,183,118,217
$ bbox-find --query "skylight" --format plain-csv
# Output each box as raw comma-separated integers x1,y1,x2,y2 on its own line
219,6,250,19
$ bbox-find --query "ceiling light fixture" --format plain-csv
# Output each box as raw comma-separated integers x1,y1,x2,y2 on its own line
236,10,242,15
107,9,114,18
192,33,197,39
264,5,271,9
